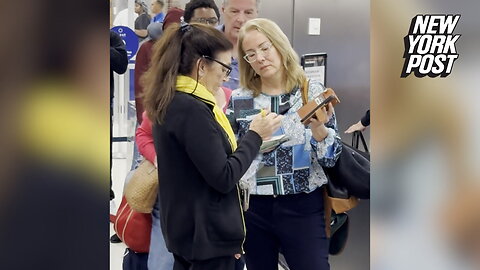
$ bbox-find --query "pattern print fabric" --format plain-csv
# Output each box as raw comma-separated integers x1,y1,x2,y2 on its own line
226,81,342,195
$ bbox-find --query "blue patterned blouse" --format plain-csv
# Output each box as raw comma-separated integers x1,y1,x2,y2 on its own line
226,80,342,195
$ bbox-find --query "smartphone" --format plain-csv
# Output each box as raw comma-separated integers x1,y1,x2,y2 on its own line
300,95,335,123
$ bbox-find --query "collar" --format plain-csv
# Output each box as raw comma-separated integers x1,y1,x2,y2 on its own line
175,75,216,107
216,24,225,32
153,12,164,22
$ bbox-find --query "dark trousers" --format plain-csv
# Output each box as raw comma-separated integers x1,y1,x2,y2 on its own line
244,188,330,270
173,254,236,270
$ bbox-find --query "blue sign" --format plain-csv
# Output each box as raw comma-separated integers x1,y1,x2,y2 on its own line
111,26,139,61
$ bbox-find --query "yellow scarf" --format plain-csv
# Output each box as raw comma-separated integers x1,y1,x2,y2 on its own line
175,75,237,151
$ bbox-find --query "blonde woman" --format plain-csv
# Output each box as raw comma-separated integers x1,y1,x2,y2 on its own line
226,18,342,270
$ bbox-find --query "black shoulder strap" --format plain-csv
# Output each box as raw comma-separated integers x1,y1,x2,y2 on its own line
352,131,369,153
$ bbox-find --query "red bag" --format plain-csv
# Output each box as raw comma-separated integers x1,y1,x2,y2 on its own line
114,196,152,253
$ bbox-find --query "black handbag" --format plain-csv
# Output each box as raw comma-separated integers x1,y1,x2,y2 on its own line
325,131,370,255
324,131,370,203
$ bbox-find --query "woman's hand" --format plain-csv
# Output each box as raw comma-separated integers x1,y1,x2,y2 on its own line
249,110,283,141
310,103,334,141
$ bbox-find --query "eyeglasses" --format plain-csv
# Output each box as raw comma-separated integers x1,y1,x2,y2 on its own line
202,55,232,77
243,42,273,64
191,17,219,26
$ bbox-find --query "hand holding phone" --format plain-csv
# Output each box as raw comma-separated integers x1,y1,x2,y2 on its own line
300,95,335,123
297,89,340,125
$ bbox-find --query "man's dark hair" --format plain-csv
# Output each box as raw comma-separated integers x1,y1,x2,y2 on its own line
184,0,220,23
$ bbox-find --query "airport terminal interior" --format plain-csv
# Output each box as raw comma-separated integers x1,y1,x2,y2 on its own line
110,0,370,269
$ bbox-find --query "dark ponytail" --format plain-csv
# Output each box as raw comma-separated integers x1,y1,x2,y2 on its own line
142,23,232,124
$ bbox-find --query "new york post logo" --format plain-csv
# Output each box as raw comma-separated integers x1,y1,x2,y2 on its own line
401,14,460,78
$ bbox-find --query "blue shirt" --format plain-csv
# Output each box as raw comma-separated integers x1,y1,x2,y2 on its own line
152,12,165,23
216,24,240,90
226,81,342,195
223,57,239,90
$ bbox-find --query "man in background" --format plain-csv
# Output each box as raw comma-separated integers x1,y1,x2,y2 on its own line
184,0,220,26
151,0,165,23
220,0,258,89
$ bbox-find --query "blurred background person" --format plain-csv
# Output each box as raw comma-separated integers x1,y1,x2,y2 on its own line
229,18,342,270
161,5,184,31
134,0,151,42
134,6,184,124
142,22,282,269
134,23,163,125
151,0,165,23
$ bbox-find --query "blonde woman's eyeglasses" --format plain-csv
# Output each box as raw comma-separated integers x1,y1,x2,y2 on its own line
243,42,273,64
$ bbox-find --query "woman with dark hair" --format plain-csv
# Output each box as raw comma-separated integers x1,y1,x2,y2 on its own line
142,23,282,270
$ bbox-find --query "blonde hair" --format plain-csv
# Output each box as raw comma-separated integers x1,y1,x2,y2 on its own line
237,18,306,96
